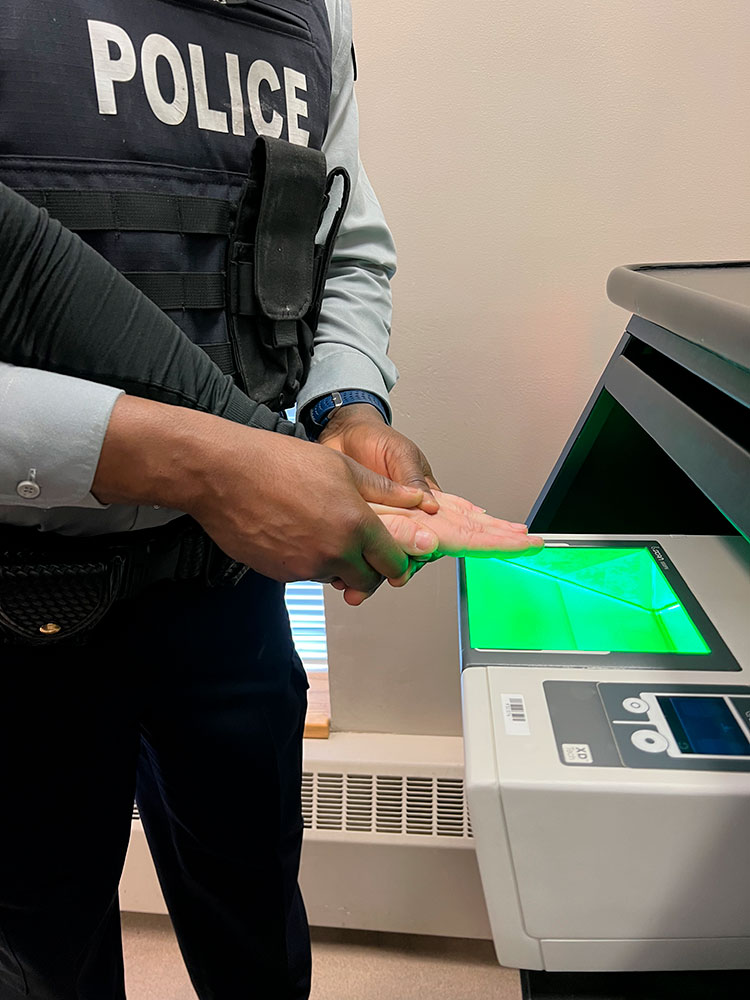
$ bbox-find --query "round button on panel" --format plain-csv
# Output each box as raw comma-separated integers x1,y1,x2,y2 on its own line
623,698,649,715
631,729,669,754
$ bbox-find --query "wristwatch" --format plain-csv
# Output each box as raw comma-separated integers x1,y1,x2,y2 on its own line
303,389,389,439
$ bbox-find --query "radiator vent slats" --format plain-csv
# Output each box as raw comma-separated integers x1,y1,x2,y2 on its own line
303,770,472,840
315,773,344,830
346,773,374,831
134,771,472,841
437,778,467,838
406,776,433,836
376,775,404,834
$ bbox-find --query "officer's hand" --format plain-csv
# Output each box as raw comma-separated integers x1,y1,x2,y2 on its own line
94,397,426,602
318,404,441,514
331,490,544,605
191,427,425,600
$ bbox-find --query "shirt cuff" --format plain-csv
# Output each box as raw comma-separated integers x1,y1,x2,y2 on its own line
0,364,123,509
296,344,393,422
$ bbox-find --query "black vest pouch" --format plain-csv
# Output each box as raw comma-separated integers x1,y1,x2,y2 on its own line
0,555,124,646
228,136,349,411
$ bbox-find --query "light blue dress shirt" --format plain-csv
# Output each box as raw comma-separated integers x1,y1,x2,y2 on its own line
0,0,398,536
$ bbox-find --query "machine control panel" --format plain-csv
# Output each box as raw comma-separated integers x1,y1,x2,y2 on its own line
544,681,750,771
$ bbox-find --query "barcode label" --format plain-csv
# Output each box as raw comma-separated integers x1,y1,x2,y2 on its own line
501,693,530,735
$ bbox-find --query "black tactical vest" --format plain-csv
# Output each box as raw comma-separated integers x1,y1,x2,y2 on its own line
0,0,339,410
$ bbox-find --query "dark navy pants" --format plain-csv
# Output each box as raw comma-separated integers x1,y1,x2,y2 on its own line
0,569,310,999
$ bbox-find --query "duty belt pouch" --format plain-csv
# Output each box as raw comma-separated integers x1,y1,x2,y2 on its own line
0,553,123,645
0,519,247,646
228,136,349,410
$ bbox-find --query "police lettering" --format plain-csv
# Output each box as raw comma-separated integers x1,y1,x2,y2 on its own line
87,20,310,145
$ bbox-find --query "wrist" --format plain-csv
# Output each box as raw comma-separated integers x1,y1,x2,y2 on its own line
93,395,260,513
303,389,389,440
321,402,386,434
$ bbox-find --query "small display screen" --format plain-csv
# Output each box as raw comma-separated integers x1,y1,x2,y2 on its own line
658,697,750,756
464,547,710,653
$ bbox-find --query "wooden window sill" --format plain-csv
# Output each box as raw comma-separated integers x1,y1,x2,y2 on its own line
303,670,330,739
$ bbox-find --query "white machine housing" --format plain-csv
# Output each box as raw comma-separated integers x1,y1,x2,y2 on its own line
462,532,750,972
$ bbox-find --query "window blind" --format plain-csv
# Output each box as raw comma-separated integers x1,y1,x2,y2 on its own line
285,581,328,671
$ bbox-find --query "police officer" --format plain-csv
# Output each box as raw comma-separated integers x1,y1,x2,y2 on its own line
0,1,539,997
0,0,445,997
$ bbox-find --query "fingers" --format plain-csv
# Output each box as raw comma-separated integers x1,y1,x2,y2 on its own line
431,492,530,529
352,554,425,602
436,504,530,538
342,586,371,606
332,515,438,605
330,578,383,606
360,511,412,582
333,560,385,596
327,508,409,597
470,533,545,557
432,491,523,524
334,512,438,605
370,500,528,540
505,534,545,555
431,490,474,511
398,468,438,512
377,514,439,557
388,559,420,589
347,457,425,510
408,467,440,513
369,500,543,558
410,478,440,514
392,452,440,512
432,491,485,515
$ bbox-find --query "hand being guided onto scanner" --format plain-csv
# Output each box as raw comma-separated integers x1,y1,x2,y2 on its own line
330,491,544,605
317,403,544,606
375,490,543,564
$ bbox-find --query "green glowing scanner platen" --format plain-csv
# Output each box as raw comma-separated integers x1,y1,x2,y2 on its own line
460,542,740,671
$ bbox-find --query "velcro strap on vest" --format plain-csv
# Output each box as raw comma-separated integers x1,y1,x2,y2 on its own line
230,258,259,316
18,190,231,234
246,136,327,321
125,272,225,310
200,342,236,375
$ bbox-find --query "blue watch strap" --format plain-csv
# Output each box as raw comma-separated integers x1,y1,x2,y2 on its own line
307,389,389,437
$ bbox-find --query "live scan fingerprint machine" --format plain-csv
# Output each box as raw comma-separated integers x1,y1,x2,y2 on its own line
460,262,750,972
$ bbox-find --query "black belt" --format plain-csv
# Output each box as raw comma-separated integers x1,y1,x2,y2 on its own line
0,517,248,645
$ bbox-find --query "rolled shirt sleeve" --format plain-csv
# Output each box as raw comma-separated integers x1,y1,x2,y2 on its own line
0,361,122,509
297,0,399,420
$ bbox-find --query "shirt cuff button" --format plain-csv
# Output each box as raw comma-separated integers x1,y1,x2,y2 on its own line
17,479,41,500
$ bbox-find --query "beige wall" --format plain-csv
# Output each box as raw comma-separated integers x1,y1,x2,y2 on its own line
325,0,750,735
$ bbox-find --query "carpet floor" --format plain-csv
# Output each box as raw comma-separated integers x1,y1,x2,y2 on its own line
121,912,522,999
